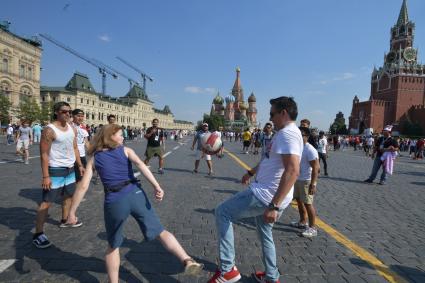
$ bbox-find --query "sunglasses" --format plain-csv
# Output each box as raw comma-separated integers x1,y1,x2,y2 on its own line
59,110,72,115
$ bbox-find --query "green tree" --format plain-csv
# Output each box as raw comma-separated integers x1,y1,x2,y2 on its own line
402,120,423,136
329,122,348,135
201,114,224,131
38,101,54,124
0,94,12,125
17,96,41,123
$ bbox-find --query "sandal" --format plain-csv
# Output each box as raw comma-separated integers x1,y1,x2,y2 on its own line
183,258,204,275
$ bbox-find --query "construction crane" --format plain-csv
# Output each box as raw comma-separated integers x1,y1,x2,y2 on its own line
116,56,153,92
38,33,118,95
91,59,140,90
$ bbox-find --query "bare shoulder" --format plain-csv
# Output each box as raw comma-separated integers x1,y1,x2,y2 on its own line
41,126,55,143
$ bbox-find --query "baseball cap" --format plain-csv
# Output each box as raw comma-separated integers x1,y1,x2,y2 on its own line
383,125,393,132
202,123,208,127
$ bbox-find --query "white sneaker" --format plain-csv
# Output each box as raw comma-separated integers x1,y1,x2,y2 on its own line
302,227,317,238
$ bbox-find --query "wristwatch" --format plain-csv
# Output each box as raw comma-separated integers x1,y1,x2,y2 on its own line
268,202,281,211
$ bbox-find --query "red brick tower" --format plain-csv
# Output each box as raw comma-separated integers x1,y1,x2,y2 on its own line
349,0,425,134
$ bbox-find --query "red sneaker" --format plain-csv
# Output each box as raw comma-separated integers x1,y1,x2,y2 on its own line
208,266,241,283
253,271,280,283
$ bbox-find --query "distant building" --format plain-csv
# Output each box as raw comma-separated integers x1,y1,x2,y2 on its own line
349,0,425,135
0,21,42,123
210,67,258,130
41,72,193,130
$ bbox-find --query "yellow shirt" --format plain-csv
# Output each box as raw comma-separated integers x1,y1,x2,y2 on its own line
242,131,251,141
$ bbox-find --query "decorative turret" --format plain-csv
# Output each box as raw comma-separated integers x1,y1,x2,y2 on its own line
248,92,256,103
163,105,172,114
213,92,224,105
231,67,244,116
353,95,359,104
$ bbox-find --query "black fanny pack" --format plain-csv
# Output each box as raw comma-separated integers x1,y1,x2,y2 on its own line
48,167,75,177
103,179,140,194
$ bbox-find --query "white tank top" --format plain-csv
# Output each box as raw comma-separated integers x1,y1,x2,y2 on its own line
47,123,76,168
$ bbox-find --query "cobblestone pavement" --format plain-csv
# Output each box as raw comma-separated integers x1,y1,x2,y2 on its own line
0,136,424,282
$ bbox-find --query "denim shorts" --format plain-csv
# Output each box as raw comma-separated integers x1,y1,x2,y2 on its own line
104,186,165,248
42,167,76,203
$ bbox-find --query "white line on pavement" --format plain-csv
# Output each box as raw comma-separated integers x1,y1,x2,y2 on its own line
163,151,172,158
0,259,16,273
0,155,40,164
173,146,180,150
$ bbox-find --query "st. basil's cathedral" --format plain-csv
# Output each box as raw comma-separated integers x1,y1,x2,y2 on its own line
210,67,258,130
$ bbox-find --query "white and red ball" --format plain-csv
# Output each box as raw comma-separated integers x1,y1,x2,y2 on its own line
201,132,223,155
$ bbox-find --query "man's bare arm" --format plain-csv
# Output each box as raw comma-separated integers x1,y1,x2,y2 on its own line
40,127,55,189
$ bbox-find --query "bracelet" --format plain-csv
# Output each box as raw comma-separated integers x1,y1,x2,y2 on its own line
42,176,50,178
247,170,254,177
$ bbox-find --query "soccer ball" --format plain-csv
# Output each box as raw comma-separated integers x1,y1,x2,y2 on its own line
201,132,223,155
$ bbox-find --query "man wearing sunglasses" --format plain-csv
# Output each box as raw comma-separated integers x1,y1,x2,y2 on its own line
209,96,302,283
33,102,85,249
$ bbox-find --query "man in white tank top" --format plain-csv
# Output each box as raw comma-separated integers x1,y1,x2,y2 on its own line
32,102,85,249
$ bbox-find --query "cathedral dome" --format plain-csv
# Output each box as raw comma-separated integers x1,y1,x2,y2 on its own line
213,93,224,104
248,92,256,102
225,95,235,103
239,102,248,110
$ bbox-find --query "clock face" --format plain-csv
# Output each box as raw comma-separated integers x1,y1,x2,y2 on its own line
386,52,396,63
403,47,416,61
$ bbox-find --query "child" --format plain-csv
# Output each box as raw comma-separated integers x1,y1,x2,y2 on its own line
66,124,203,283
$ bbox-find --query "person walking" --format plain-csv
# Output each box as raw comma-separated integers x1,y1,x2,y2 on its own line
291,127,320,238
72,109,90,183
32,123,42,144
6,124,14,145
260,122,274,160
242,128,251,154
15,120,33,164
191,122,213,175
144,118,164,174
208,96,302,283
66,124,203,283
364,125,399,185
32,102,85,249
317,131,328,176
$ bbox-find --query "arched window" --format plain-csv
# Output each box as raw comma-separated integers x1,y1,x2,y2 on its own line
19,64,25,78
2,58,8,73
27,66,33,80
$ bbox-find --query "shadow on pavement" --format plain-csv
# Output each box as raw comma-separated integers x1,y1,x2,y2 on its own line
97,232,216,280
162,167,193,174
411,181,425,186
397,171,425,177
324,176,368,184
206,176,241,183
0,206,137,282
390,265,425,283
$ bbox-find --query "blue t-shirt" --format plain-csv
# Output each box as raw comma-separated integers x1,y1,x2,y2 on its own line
32,125,42,135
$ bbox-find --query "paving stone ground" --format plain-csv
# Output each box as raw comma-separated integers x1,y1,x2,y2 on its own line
0,135,424,283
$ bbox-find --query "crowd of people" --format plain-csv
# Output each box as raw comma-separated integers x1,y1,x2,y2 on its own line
1,96,424,283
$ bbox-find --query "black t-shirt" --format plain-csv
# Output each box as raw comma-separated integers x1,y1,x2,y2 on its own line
375,136,399,157
146,127,163,147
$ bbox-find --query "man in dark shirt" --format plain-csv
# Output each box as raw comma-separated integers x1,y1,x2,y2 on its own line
300,119,318,149
144,118,164,174
364,125,399,185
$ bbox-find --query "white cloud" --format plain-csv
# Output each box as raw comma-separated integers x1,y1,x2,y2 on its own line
98,34,111,42
184,86,216,94
318,72,356,85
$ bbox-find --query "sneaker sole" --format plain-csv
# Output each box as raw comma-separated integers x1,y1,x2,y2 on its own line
59,222,83,228
226,274,241,283
32,241,52,249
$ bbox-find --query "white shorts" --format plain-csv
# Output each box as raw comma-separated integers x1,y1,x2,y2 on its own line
16,139,30,151
195,149,211,161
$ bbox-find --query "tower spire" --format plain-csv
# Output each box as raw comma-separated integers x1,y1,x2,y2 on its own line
397,0,409,26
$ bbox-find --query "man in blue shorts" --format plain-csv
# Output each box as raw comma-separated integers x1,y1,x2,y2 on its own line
32,102,85,249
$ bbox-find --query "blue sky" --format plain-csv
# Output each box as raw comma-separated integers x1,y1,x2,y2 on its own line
2,0,425,129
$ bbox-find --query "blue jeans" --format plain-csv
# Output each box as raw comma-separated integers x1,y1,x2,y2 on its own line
215,189,281,281
368,157,387,182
